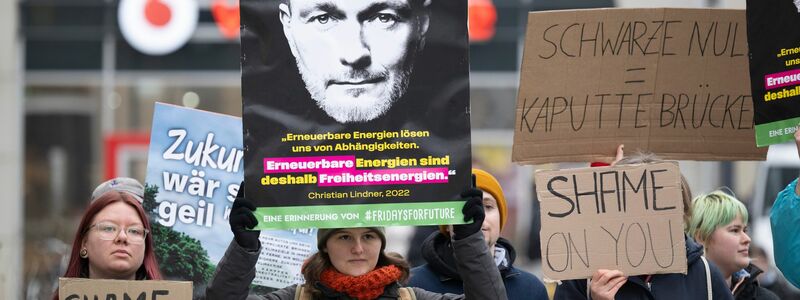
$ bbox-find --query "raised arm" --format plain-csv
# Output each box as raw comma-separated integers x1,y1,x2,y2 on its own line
451,188,507,300
409,187,508,300
795,129,799,196
205,184,265,300
769,127,800,289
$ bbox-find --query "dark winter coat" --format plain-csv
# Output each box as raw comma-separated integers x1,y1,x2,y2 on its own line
731,264,779,300
757,267,800,300
554,235,734,300
408,232,547,300
204,231,507,300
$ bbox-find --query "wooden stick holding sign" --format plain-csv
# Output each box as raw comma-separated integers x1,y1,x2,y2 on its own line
534,162,687,280
59,278,192,300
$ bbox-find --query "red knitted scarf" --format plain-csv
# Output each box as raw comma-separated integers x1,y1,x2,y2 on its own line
319,265,402,300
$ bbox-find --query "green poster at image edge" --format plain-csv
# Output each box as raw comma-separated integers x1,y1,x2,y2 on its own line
253,201,466,230
755,117,800,147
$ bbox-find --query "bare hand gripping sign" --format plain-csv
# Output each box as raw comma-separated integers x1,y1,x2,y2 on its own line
241,0,471,229
513,8,767,164
535,162,687,280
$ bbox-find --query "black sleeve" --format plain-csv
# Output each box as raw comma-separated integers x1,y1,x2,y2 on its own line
554,279,588,300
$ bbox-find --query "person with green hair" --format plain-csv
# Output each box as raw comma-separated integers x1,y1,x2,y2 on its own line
689,191,778,300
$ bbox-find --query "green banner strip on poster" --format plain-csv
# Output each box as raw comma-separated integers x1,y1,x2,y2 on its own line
253,201,466,229
755,117,800,147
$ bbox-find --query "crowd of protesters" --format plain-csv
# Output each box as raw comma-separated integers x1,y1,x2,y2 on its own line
52,130,800,300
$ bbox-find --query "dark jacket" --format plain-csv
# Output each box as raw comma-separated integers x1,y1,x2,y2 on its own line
554,235,733,300
205,231,507,300
731,264,779,300
409,232,547,300
757,267,800,300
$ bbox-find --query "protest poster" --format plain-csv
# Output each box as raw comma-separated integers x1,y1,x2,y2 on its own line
58,278,192,300
534,162,686,280
746,0,800,146
145,103,316,290
240,0,472,229
513,8,767,165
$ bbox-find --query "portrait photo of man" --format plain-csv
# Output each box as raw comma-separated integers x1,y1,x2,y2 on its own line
241,0,471,208
277,0,432,123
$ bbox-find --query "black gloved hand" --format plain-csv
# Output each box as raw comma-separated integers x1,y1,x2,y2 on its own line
229,182,260,250
452,187,485,240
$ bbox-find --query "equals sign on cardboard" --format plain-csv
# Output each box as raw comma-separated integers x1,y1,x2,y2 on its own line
625,67,646,84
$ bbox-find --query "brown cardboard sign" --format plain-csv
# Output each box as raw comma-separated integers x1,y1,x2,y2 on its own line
58,278,192,300
535,162,686,280
513,8,767,164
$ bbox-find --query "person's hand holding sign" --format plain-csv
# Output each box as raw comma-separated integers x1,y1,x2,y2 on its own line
589,269,627,300
229,183,261,251
611,144,625,166
589,146,628,300
452,185,485,240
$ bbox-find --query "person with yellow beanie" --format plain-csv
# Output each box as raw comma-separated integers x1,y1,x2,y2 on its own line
408,169,548,300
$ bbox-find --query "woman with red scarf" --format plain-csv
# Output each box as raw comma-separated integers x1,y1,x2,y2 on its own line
205,185,507,300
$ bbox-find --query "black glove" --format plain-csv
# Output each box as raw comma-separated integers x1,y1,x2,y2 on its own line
229,182,260,250
452,187,485,240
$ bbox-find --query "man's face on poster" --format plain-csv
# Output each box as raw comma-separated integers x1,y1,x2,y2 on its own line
279,0,430,123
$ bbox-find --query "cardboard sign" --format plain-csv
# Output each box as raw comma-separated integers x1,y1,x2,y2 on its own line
240,0,472,229
58,278,192,300
746,0,800,146
513,8,767,164
535,162,686,280
145,103,316,289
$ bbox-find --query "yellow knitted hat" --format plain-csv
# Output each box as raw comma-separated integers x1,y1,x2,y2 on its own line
440,168,507,235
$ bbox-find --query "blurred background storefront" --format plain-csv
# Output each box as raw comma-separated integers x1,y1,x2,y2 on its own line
7,0,793,299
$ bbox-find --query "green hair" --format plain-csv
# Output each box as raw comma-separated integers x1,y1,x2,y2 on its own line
688,190,749,243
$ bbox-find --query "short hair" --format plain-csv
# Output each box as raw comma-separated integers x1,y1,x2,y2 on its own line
615,152,693,231
688,190,749,243
280,0,431,10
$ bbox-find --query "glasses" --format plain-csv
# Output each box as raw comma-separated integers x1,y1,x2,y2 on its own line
86,222,149,244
